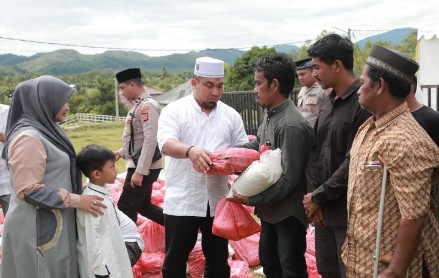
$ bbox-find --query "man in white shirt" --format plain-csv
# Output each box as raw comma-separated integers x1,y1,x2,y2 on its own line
0,104,11,215
158,57,248,278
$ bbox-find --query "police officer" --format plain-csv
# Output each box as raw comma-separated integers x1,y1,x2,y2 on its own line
114,68,164,225
296,58,329,128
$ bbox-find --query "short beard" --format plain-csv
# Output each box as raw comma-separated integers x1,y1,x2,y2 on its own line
199,100,217,110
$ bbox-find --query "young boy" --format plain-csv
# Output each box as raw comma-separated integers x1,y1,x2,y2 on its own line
76,144,134,278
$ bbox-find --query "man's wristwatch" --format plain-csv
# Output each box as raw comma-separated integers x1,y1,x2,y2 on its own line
311,194,319,205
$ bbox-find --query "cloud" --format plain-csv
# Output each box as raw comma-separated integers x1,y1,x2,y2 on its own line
1,0,437,56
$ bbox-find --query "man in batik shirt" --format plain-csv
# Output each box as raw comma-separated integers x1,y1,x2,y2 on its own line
343,45,439,277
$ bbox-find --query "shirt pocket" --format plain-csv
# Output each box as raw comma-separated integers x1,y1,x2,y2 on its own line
305,96,318,105
359,162,385,208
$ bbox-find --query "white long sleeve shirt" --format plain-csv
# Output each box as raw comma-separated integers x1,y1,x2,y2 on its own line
77,183,133,278
158,94,248,217
116,207,145,251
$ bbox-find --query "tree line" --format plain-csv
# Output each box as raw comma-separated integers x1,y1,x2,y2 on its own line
0,30,417,116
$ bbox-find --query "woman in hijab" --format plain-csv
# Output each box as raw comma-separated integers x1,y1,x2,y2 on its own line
1,76,107,278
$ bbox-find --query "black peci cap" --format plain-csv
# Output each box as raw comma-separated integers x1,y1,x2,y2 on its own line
295,58,313,70
115,68,141,84
366,45,419,84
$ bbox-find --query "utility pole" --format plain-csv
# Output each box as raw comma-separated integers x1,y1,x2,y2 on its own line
114,76,119,121
331,26,352,41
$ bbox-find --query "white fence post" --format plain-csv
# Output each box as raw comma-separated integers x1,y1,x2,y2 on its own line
60,113,126,125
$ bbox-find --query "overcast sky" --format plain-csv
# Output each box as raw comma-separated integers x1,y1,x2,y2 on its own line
0,0,438,57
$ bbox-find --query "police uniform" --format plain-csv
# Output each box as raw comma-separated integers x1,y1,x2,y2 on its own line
296,58,329,128
115,68,164,225
297,84,328,128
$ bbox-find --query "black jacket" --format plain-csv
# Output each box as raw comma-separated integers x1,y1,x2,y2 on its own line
307,80,371,226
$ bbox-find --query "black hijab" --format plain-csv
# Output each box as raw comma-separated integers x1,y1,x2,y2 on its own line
3,75,82,194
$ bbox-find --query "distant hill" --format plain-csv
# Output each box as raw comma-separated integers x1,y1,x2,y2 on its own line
274,44,300,54
357,28,416,49
0,44,303,75
0,28,414,75
0,49,246,75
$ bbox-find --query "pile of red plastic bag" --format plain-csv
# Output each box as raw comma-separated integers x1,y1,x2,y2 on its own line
105,174,321,278
0,172,320,277
108,177,260,278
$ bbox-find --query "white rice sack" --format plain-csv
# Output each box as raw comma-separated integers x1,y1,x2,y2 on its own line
227,148,282,198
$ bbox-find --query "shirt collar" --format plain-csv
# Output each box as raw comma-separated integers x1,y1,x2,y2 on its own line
87,182,109,196
133,92,152,104
310,82,319,89
373,102,408,128
267,98,290,118
329,79,360,101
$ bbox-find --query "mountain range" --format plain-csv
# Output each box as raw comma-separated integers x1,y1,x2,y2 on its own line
356,27,416,49
0,28,416,75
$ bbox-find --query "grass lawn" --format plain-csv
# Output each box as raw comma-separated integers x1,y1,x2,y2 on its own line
63,121,126,173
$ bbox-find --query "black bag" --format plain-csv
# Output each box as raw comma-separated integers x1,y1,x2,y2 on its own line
131,145,162,166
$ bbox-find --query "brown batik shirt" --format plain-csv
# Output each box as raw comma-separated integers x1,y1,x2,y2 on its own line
343,102,439,277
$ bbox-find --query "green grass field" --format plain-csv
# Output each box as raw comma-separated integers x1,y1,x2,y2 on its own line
64,121,126,173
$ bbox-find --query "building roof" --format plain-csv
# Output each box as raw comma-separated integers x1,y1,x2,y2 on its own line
144,85,163,95
153,79,192,106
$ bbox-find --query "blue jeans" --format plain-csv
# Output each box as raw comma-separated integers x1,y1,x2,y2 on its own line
259,216,308,278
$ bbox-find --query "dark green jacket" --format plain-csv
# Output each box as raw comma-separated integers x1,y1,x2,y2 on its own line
241,98,315,226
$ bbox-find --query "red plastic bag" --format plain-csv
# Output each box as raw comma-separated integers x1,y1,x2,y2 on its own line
229,258,254,278
205,148,260,175
134,252,164,275
188,241,205,278
230,233,260,267
305,225,321,278
138,219,166,253
247,135,257,142
151,188,165,206
212,197,261,241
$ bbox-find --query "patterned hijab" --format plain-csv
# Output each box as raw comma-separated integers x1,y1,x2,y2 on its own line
3,75,82,194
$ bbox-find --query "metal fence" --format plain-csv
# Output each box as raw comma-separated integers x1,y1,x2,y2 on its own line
421,85,439,111
61,89,300,135
222,89,299,135
222,91,262,135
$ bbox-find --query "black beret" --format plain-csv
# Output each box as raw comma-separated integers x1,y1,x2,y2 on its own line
366,45,419,84
115,68,141,84
295,58,313,70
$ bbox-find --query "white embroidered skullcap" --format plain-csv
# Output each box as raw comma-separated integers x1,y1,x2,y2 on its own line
194,57,224,78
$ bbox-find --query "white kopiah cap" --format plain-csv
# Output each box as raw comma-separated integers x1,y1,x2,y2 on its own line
194,57,224,78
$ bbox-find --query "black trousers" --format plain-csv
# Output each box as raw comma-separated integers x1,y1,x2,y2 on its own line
162,210,230,278
315,225,346,278
118,168,164,225
259,216,308,278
